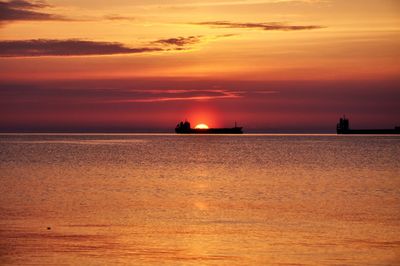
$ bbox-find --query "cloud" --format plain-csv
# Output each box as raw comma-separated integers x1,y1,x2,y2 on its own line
0,85,245,104
0,0,67,22
0,34,229,57
193,21,323,31
115,89,242,103
138,0,326,10
151,34,235,51
104,14,135,21
152,36,202,47
5,0,48,9
0,39,162,57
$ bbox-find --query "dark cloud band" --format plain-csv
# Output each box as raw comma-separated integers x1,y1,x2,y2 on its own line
0,0,66,21
0,39,162,57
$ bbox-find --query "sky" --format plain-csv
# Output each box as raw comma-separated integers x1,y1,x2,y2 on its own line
0,0,399,132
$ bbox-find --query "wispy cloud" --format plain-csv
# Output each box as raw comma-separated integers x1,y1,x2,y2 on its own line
0,0,67,22
152,36,202,47
140,0,326,9
116,89,242,103
0,39,162,57
104,14,135,21
0,86,248,104
193,21,323,31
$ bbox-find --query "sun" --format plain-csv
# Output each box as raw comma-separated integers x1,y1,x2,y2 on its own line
195,123,209,129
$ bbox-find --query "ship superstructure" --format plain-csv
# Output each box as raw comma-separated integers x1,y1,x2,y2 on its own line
175,121,243,134
336,116,400,134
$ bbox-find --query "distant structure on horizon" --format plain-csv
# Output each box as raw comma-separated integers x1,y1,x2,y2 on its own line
175,121,243,134
336,116,400,134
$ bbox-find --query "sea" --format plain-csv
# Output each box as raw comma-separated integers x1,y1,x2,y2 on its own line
0,134,399,265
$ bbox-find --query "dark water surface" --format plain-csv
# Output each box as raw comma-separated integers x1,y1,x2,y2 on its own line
0,134,399,265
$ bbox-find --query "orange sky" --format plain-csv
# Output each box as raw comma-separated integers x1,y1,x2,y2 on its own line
0,0,399,132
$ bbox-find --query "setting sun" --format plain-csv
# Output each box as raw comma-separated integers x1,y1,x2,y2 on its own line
195,123,209,129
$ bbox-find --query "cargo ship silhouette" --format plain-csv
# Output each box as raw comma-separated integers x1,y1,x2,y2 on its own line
337,116,400,134
175,121,243,134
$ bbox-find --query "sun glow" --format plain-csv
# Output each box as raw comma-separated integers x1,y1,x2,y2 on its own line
195,123,209,129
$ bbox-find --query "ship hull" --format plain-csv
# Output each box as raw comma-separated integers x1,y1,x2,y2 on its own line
176,127,243,134
337,129,400,134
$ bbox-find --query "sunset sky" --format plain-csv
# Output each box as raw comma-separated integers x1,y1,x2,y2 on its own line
1,0,399,132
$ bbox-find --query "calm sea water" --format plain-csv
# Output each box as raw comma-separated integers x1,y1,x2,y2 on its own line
0,134,399,265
